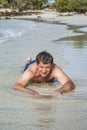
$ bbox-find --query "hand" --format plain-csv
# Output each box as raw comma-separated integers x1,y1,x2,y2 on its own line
29,89,40,96
51,89,63,95
33,91,40,96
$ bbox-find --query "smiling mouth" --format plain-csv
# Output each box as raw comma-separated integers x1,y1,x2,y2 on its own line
41,72,48,77
42,73,46,76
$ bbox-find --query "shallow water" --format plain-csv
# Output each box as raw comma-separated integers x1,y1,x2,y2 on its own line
0,19,87,130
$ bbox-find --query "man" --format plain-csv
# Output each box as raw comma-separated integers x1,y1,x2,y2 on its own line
14,51,75,95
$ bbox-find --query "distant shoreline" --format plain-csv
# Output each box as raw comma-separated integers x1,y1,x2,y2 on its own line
12,9,87,27
1,9,87,27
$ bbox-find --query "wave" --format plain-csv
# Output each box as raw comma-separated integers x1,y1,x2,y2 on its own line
0,19,37,44
0,29,25,44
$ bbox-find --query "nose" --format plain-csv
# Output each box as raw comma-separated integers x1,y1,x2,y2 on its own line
43,67,46,73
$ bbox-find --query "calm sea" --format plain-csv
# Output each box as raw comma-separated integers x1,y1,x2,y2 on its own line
0,19,87,130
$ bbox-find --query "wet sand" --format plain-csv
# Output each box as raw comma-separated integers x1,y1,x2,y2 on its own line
14,9,87,26
0,12,87,130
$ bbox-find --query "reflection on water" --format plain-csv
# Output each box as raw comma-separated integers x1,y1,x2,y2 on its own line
73,41,87,49
67,25,87,33
55,25,87,49
54,24,87,80
58,33,87,42
58,34,87,48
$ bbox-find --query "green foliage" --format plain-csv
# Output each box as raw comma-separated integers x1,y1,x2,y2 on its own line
55,0,87,12
55,0,69,12
1,0,87,13
1,0,8,6
68,0,80,12
0,0,48,10
32,0,41,9
32,0,47,10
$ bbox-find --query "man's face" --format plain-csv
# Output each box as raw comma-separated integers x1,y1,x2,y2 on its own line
37,61,52,77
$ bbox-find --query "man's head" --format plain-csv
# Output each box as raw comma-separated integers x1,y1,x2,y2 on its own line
36,51,53,65
36,51,54,77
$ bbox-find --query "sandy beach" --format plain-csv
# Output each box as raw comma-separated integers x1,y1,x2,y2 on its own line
0,10,87,130
13,9,87,25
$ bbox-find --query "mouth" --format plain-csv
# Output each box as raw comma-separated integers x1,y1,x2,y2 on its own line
41,72,48,77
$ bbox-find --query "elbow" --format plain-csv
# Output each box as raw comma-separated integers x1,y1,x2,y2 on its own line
65,80,75,92
13,83,20,90
70,80,75,91
13,84,18,90
13,83,24,91
72,84,75,90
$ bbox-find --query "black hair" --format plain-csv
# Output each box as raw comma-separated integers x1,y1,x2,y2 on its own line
36,51,53,64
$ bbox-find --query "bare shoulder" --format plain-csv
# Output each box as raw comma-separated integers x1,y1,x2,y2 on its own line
19,69,34,82
52,64,62,73
14,63,38,87
50,64,60,77
52,64,70,83
52,64,66,76
27,62,37,74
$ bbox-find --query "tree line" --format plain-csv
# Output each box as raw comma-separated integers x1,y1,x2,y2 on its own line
0,0,47,11
0,0,87,12
55,0,87,13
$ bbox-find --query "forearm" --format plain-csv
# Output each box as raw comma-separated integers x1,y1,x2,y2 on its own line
58,80,75,93
13,83,39,95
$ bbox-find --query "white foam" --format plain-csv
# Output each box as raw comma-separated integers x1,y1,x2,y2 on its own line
0,19,37,44
0,29,25,44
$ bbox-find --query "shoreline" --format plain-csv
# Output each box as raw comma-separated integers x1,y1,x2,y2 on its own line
1,9,87,26
13,9,87,27
0,9,87,130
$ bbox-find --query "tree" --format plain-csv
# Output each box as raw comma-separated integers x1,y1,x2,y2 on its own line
1,0,8,6
55,0,87,12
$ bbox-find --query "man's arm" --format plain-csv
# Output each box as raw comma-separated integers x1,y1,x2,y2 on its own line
13,70,39,95
53,80,75,94
52,66,75,94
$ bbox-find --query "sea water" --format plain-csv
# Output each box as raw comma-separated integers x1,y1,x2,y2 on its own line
0,19,37,44
0,19,87,130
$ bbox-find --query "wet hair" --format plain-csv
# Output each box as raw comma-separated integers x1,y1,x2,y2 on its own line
36,51,53,64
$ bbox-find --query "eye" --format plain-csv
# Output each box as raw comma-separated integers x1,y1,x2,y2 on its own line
46,66,51,69
39,66,44,69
